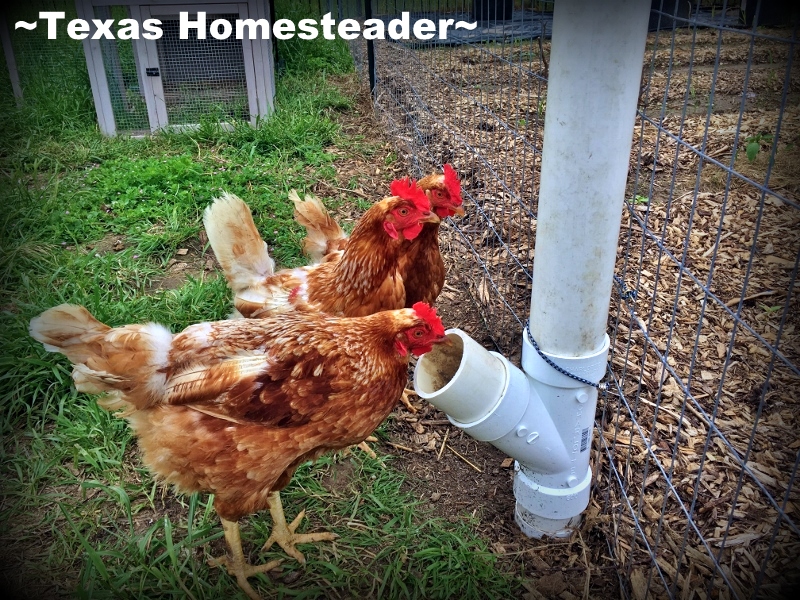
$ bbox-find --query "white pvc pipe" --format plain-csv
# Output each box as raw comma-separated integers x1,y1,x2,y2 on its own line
414,330,506,424
414,328,608,538
515,0,649,537
530,0,651,357
414,0,651,540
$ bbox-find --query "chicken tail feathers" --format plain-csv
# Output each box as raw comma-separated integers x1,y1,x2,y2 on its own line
204,192,275,294
29,303,109,355
29,304,173,409
290,190,348,263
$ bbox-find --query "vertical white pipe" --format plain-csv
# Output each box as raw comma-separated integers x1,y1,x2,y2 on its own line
530,0,650,357
412,0,653,541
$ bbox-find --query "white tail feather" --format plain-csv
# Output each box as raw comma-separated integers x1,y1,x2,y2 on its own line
204,192,275,294
29,304,109,363
290,189,348,263
29,304,173,408
72,364,125,394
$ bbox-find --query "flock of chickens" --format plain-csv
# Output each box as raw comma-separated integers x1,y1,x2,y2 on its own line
29,165,465,599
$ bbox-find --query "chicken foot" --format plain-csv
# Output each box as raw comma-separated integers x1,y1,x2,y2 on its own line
208,516,282,600
261,491,337,564
399,388,419,413
349,436,379,459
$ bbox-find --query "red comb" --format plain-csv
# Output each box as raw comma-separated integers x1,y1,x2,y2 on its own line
443,164,462,205
390,177,431,212
412,302,445,336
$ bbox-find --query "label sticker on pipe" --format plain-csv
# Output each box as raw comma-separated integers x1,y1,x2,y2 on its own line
580,427,589,452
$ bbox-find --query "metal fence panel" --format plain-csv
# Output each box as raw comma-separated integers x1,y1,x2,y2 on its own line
337,1,799,598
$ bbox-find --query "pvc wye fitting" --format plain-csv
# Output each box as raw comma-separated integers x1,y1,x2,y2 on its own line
413,328,609,539
514,331,610,538
415,329,572,474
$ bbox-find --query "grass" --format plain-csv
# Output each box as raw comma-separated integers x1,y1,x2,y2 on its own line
0,16,521,600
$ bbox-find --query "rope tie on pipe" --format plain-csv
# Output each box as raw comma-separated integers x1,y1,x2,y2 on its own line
525,275,635,391
613,274,637,301
524,321,607,390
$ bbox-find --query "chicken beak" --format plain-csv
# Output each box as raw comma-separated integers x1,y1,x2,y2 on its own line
420,211,441,224
438,335,454,347
452,206,466,217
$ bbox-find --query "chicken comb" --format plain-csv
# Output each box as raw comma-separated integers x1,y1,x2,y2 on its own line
390,177,431,212
412,302,445,336
442,164,463,205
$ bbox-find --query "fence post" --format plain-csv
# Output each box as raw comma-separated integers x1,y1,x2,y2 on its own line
0,12,23,105
364,0,376,96
269,0,278,68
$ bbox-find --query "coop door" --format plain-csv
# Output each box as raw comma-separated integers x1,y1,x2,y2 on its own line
134,3,259,131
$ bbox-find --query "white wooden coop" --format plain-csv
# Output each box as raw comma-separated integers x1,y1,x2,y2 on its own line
75,0,275,135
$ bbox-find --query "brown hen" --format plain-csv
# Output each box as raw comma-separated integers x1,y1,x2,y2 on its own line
288,167,463,412
204,179,438,320
30,302,447,599
291,166,464,298
399,164,464,305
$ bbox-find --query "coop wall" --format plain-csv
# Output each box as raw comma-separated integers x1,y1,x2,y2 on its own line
152,10,253,127
94,5,151,133
335,1,800,598
98,1,272,134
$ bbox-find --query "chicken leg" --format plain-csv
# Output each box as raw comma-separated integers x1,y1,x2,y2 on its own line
261,491,337,563
208,516,282,600
351,437,378,459
399,388,419,413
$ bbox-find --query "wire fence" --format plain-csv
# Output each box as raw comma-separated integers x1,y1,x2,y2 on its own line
336,1,799,598
0,1,94,126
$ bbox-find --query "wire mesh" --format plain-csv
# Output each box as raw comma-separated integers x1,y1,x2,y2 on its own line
155,12,251,126
603,4,799,598
97,6,150,133
336,1,799,598
0,1,93,123
350,0,554,352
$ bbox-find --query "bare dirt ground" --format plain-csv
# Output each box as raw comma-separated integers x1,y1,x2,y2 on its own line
325,22,800,600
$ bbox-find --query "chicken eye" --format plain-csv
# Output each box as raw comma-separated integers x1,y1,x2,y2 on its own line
398,208,409,216
414,329,423,337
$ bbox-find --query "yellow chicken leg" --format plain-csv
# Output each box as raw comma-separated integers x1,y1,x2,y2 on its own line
208,516,282,600
353,436,379,459
400,388,419,413
261,491,337,564
339,437,380,461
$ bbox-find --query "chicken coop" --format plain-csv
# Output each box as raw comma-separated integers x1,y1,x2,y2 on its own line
335,0,799,598
0,0,275,134
81,0,277,135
